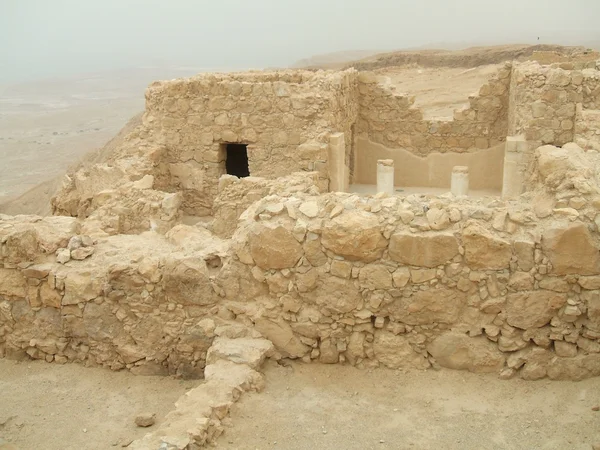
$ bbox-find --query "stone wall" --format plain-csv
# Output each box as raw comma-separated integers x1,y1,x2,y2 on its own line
217,186,600,380
505,62,600,195
6,142,600,382
143,70,359,215
508,63,582,147
353,64,511,187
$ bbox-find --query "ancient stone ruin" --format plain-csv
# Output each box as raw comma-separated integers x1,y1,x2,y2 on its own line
2,55,600,447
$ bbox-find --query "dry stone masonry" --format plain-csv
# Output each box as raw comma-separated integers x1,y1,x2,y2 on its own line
2,58,600,407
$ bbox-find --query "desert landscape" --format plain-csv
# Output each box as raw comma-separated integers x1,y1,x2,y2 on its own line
2,43,600,450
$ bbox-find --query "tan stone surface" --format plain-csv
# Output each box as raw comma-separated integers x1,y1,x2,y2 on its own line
389,232,459,267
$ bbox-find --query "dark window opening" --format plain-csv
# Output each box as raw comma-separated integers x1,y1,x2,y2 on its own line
225,144,250,178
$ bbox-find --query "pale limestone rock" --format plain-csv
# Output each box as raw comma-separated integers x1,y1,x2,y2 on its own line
392,267,410,288
313,276,361,313
410,268,437,284
248,223,303,270
579,276,600,290
135,413,156,427
587,293,600,327
70,246,95,261
67,235,83,250
506,291,567,329
346,332,366,364
39,281,62,308
206,337,274,370
319,339,339,363
513,240,535,271
321,210,387,262
427,332,505,373
132,174,154,190
0,269,26,298
298,200,319,218
303,239,327,266
547,353,600,381
542,223,600,275
426,208,450,230
204,360,265,392
391,289,465,325
359,264,393,290
373,331,430,370
253,317,309,358
462,222,512,270
162,257,215,306
538,277,570,293
554,340,577,358
56,248,71,264
330,260,352,279
389,232,459,268
61,270,103,305
21,263,52,279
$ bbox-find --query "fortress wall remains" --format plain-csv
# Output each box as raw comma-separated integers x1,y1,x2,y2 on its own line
142,70,359,216
353,64,511,189
3,179,600,381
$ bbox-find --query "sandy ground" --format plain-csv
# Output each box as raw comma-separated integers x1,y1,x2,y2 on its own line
218,361,600,450
376,64,502,119
0,359,194,450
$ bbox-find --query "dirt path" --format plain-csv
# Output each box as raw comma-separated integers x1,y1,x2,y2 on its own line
0,359,194,450
218,361,600,450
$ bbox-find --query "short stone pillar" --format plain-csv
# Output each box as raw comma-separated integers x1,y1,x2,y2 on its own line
502,136,527,199
451,166,469,196
376,159,395,195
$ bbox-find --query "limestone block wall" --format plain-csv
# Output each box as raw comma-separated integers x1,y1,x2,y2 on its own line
221,191,600,380
582,67,600,110
354,64,511,188
143,70,359,216
4,180,600,380
506,62,600,194
211,172,320,239
575,107,600,151
0,217,229,378
508,63,584,146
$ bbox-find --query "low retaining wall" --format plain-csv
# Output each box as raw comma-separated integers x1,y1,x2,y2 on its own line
3,175,600,380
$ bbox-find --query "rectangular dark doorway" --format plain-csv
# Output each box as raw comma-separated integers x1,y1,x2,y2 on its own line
225,144,250,178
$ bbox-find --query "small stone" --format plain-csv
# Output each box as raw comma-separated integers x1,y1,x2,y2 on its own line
299,201,319,218
56,248,71,264
592,406,600,412
71,247,95,260
265,203,285,214
135,413,156,427
67,235,83,250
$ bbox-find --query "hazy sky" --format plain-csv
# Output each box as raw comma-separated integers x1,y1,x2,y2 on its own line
1,0,599,82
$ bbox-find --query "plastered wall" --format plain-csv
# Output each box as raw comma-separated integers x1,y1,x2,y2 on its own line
353,64,511,188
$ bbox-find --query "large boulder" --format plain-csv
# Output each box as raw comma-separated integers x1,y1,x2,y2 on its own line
391,288,466,325
461,222,512,269
311,276,361,313
248,223,303,270
427,332,505,373
389,232,459,268
162,257,216,306
372,331,430,369
253,317,309,358
0,269,26,298
542,223,600,275
321,210,387,262
506,291,567,329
